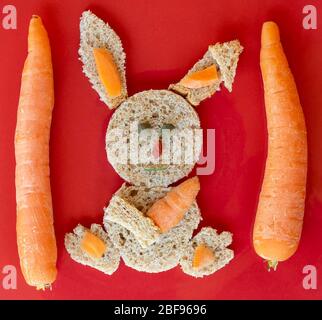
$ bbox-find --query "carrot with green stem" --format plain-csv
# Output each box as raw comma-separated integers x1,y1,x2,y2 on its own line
15,15,57,289
253,21,307,270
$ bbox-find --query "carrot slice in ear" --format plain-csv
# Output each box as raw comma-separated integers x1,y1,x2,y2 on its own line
179,65,219,89
192,244,215,269
93,48,122,98
80,231,106,259
147,177,200,233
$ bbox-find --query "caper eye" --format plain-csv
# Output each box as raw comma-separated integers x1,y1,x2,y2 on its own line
161,123,175,130
138,122,152,133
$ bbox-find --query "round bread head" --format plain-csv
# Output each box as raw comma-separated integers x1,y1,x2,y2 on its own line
106,90,202,187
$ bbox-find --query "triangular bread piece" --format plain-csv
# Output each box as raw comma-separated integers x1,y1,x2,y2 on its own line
209,40,243,92
169,40,243,106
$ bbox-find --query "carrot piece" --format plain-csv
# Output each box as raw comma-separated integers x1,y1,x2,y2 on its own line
179,65,219,89
80,231,106,259
15,15,57,289
192,244,215,269
93,47,122,98
147,177,200,233
152,139,162,159
252,21,307,268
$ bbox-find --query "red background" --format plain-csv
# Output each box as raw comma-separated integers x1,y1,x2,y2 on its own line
0,0,322,300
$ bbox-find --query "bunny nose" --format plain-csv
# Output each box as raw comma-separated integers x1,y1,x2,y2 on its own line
152,138,162,159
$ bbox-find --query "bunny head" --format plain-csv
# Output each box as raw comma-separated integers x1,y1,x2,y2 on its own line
79,11,243,188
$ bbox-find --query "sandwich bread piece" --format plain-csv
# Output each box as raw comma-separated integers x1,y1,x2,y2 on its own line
104,184,202,273
180,227,234,278
65,223,120,275
169,40,243,106
79,10,127,109
105,195,160,248
105,90,202,187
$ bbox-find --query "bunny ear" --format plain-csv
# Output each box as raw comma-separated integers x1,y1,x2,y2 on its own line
79,10,127,109
169,40,243,106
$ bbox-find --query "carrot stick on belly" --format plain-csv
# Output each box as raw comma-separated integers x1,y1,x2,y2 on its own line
253,21,307,269
15,15,57,289
147,177,200,233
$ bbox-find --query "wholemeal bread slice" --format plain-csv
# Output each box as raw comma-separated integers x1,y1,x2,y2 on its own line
104,184,202,272
79,10,127,109
104,195,160,248
65,223,120,275
106,90,202,187
169,40,243,106
180,227,234,278
209,40,243,92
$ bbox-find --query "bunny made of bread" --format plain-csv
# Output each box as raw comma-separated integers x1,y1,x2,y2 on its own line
79,10,243,188
65,11,242,276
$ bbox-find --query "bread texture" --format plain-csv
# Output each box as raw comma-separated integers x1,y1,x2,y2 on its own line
104,195,160,248
79,10,127,109
104,184,202,273
65,223,120,275
209,40,243,92
106,90,202,187
169,40,243,106
180,227,234,278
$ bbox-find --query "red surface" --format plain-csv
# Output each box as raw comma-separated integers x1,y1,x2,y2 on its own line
1,0,322,300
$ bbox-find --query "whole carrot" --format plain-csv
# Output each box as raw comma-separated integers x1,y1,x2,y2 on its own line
15,15,57,289
253,21,307,269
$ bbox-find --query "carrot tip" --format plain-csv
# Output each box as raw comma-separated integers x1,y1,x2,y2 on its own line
36,284,52,291
261,21,280,46
267,260,278,271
